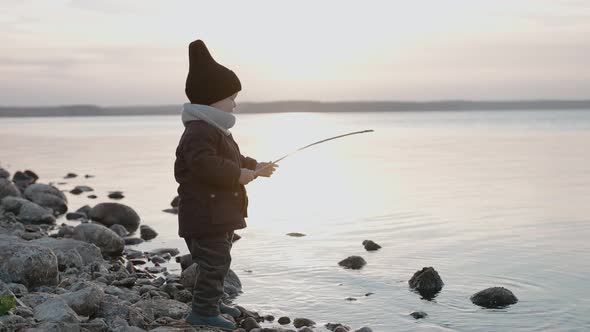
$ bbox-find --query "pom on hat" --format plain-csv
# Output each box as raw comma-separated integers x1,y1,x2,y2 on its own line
185,40,242,105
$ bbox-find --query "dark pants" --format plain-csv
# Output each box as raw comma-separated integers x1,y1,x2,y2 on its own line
184,231,234,316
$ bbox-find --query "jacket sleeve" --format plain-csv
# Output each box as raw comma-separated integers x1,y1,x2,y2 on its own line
241,155,258,170
183,126,241,188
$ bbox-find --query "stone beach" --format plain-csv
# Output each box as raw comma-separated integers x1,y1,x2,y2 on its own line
0,165,520,331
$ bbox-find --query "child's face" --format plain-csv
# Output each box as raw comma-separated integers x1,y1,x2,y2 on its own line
211,92,238,113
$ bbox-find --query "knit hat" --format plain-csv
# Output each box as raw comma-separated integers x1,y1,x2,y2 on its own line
185,40,242,105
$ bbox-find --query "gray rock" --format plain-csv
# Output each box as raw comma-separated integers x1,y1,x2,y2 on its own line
408,267,444,300
286,232,306,237
64,173,77,179
0,178,20,200
139,225,158,241
278,316,291,325
61,283,105,316
124,237,144,245
299,328,314,332
353,328,373,332
0,212,25,237
293,318,315,328
470,287,518,308
20,292,58,308
72,223,125,256
241,317,260,330
0,314,28,329
32,237,104,268
88,202,140,233
66,212,87,220
7,282,28,297
57,225,75,238
0,167,10,179
338,256,367,269
1,196,55,224
131,298,189,320
326,323,350,331
75,205,92,217
174,289,192,303
362,240,381,251
33,297,80,324
12,171,35,193
110,224,129,238
13,306,34,318
108,191,125,200
410,311,427,319
0,235,59,288
86,317,109,332
23,183,68,215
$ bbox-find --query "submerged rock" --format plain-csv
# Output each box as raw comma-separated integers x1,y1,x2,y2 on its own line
88,202,140,233
287,232,306,237
410,311,428,319
470,287,518,308
108,191,125,199
362,240,381,251
408,267,444,300
338,256,367,270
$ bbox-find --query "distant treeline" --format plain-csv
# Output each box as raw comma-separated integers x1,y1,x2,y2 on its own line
1,100,590,117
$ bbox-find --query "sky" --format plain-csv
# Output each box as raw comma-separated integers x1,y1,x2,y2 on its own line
1,0,589,106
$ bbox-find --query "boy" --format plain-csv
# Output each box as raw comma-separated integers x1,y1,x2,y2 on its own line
174,39,276,330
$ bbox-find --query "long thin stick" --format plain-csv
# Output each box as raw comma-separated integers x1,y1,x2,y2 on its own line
254,129,374,176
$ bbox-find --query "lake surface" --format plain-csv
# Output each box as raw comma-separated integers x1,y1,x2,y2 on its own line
1,110,590,331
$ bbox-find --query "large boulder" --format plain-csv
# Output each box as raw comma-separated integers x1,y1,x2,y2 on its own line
470,287,518,308
32,237,104,270
408,267,444,300
23,183,68,215
88,203,140,233
72,223,124,257
1,196,55,224
0,235,59,288
0,178,20,200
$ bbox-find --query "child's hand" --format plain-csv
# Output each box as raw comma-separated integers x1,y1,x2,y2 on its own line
239,168,256,184
255,162,278,178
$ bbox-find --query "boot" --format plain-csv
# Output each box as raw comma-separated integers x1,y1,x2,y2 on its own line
185,311,236,331
220,302,241,318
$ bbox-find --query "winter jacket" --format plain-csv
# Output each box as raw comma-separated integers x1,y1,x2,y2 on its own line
174,120,257,238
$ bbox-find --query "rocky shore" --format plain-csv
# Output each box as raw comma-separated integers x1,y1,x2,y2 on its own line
0,166,518,331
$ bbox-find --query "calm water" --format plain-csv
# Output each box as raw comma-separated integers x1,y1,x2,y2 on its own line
1,110,590,331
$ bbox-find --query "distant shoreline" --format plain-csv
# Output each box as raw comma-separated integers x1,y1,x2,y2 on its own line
1,100,590,117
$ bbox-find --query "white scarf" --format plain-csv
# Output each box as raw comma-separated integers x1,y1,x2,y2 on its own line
181,103,236,136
